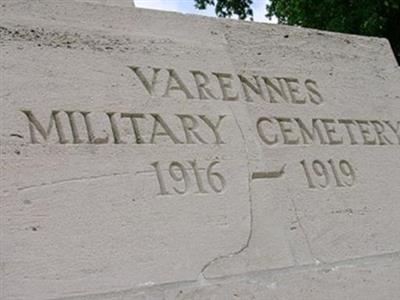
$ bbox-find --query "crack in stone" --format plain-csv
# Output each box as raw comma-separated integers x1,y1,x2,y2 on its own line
51,250,400,300
289,197,323,264
199,104,254,278
17,172,131,192
198,29,259,279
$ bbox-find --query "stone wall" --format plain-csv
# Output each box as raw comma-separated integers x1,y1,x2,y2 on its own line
1,1,399,299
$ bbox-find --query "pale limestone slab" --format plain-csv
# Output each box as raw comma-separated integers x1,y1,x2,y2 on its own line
0,1,399,299
163,253,400,300
49,252,400,299
74,0,134,8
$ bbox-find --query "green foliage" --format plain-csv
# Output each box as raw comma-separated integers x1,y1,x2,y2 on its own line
195,0,254,20
195,0,400,63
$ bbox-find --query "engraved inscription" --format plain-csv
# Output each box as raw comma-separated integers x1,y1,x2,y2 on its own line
151,161,226,196
128,66,324,105
17,64,399,195
21,110,226,145
257,117,400,146
300,159,356,189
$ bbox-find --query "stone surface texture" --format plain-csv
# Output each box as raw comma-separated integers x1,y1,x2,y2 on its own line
0,1,399,299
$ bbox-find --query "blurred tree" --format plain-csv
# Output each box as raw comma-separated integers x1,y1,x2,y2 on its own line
195,0,254,20
195,0,400,63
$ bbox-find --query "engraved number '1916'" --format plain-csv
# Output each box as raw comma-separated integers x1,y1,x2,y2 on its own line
151,161,226,195
300,159,356,189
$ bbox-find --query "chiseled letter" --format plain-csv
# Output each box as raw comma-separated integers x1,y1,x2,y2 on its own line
107,112,125,144
338,119,358,145
356,120,376,145
238,74,266,102
163,69,194,99
190,70,218,100
305,79,323,104
199,115,226,144
121,113,146,144
128,66,161,95
177,114,208,144
370,120,394,145
282,78,306,104
257,117,278,145
150,114,183,144
21,110,68,144
320,119,343,145
80,112,109,144
384,121,400,144
213,72,239,101
294,118,327,145
276,117,299,144
262,77,289,103
66,111,84,144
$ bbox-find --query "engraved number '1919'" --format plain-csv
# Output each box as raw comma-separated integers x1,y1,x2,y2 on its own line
300,159,356,189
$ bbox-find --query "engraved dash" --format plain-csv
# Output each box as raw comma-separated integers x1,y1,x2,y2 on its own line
252,164,286,180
